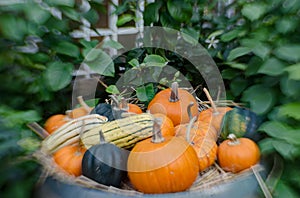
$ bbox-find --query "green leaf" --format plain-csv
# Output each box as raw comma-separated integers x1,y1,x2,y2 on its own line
278,103,300,120
225,62,247,70
181,27,199,46
252,43,271,59
272,140,300,160
25,4,51,24
84,49,115,77
48,0,75,7
117,14,134,26
143,55,167,67
230,77,248,97
284,63,300,80
221,69,240,80
136,84,155,102
61,7,80,21
227,47,252,61
105,85,120,94
258,138,276,155
0,15,27,41
102,39,124,50
53,41,80,58
242,3,267,21
275,17,298,34
143,2,162,25
274,45,300,62
258,58,285,76
280,76,300,97
241,84,276,115
221,29,246,42
44,61,73,91
128,58,139,67
258,121,292,138
167,0,192,23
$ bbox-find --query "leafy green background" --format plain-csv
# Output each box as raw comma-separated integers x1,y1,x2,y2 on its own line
1,0,300,197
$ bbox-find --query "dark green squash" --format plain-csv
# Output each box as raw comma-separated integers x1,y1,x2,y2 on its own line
81,129,129,187
220,107,261,141
90,103,115,121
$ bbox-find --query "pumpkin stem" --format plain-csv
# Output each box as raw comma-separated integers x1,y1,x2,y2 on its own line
110,95,128,119
98,129,106,144
203,88,219,114
187,102,196,121
151,118,165,143
169,82,179,102
186,116,197,143
227,133,240,145
77,96,92,113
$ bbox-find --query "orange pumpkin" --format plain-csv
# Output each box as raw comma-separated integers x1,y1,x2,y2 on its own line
127,118,199,194
128,103,143,114
176,116,218,172
44,114,69,134
147,82,198,126
153,113,175,137
198,88,232,133
53,145,87,176
217,134,260,173
68,96,93,119
175,102,218,141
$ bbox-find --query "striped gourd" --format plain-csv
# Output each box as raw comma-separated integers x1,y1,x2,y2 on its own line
41,114,108,154
81,113,154,149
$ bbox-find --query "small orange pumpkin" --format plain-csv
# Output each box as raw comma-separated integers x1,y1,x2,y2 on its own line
44,114,70,134
53,145,87,176
111,96,143,118
68,96,93,119
147,82,198,126
198,88,232,133
217,134,260,173
127,118,199,194
153,113,175,137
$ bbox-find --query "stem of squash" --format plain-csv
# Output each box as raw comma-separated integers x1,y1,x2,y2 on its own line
98,129,106,144
187,102,195,121
203,88,219,114
186,116,197,144
77,96,92,113
169,82,179,102
151,118,165,143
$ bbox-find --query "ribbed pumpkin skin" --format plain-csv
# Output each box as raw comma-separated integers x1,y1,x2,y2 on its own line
147,88,198,126
175,122,218,171
82,143,128,187
175,121,218,141
53,145,86,176
127,136,199,194
217,137,260,173
128,103,143,114
198,107,232,133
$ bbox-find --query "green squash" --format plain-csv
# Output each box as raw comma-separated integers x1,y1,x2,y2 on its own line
81,129,129,187
220,107,261,141
90,103,115,121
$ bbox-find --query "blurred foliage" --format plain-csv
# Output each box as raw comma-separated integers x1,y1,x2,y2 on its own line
0,0,107,197
116,0,300,197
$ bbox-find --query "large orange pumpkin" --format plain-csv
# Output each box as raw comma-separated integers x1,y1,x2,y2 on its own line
147,82,198,126
53,145,87,176
176,116,218,172
127,118,199,194
198,88,232,133
217,134,260,173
